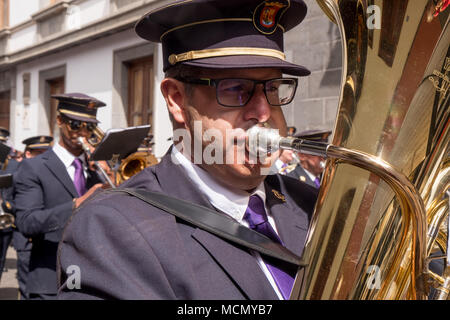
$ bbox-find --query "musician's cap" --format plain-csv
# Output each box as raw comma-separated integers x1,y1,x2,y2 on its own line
295,129,332,142
22,135,53,150
0,127,9,142
135,0,310,76
52,93,106,123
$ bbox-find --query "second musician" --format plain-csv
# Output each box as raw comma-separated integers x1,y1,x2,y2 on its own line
14,93,106,299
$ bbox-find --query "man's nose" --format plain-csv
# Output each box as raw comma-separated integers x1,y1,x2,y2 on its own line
243,85,271,123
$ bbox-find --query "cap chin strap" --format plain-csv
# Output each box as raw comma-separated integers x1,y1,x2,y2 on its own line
168,47,286,65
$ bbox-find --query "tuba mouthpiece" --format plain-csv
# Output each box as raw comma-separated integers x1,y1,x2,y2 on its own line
246,125,281,158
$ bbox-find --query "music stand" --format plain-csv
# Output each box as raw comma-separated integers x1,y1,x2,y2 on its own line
0,173,12,189
91,125,151,164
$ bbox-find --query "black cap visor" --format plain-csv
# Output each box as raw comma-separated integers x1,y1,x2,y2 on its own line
178,55,310,76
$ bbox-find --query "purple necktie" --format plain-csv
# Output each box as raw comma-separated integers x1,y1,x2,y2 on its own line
280,163,288,175
73,158,87,197
244,195,296,299
314,176,320,188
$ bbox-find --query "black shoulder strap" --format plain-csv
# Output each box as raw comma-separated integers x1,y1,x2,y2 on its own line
111,188,305,267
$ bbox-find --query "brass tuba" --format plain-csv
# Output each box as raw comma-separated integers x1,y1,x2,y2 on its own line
290,0,449,299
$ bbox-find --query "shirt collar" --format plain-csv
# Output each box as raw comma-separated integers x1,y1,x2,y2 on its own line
172,145,266,222
302,166,317,181
53,142,86,169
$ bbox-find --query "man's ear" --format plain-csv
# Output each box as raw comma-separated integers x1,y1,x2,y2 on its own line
56,115,63,128
160,78,188,125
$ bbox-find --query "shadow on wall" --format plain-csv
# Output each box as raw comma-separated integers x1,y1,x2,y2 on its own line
320,23,342,88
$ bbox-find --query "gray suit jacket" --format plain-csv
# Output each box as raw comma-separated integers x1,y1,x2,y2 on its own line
57,149,317,299
14,149,102,295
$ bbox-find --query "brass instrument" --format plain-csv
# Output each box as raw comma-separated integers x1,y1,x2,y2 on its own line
87,127,158,186
0,204,14,230
87,126,105,147
0,158,14,230
288,0,449,299
116,150,158,186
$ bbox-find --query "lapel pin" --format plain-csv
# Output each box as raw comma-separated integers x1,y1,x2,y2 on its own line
272,189,286,202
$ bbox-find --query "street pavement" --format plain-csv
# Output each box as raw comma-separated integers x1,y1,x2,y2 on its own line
0,245,19,300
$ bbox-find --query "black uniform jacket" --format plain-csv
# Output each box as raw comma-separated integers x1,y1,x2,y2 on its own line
287,165,317,188
57,149,318,299
14,149,102,294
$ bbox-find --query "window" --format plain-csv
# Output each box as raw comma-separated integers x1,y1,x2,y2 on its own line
47,77,64,135
0,90,10,130
127,56,153,131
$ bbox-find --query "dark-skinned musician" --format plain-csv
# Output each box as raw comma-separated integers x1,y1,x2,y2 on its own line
14,93,106,299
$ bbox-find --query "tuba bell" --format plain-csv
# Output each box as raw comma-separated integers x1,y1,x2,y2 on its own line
288,0,449,300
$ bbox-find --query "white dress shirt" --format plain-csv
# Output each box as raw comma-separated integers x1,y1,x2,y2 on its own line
302,166,317,182
172,146,285,299
52,142,87,182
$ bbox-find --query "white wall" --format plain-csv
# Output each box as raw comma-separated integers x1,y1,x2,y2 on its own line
8,24,37,53
9,0,40,28
75,0,110,28
152,43,173,158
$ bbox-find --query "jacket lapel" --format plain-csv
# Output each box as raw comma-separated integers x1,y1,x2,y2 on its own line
86,168,102,188
264,176,310,257
43,150,78,198
294,166,316,188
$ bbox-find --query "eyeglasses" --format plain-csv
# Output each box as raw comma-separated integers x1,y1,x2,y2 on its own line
64,118,97,132
177,77,298,107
